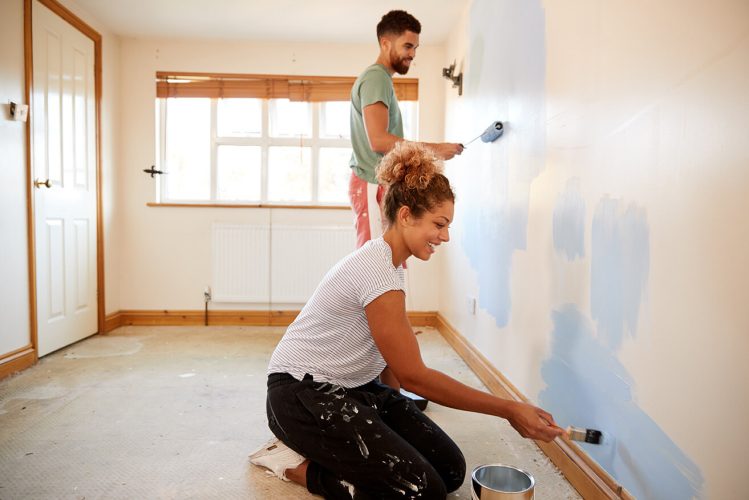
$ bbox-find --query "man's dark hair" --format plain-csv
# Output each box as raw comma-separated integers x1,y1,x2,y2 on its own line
376,10,421,40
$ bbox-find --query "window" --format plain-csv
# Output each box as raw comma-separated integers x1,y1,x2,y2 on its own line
155,72,419,206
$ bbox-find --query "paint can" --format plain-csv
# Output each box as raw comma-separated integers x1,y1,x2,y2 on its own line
471,464,535,500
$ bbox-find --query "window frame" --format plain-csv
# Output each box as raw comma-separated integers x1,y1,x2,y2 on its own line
154,72,419,208
158,98,356,206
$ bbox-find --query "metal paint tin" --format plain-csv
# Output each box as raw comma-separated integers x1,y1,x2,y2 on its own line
471,464,535,499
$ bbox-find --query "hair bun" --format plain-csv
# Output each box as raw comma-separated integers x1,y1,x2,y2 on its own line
376,141,443,190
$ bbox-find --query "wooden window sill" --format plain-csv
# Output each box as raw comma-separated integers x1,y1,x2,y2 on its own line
147,202,350,210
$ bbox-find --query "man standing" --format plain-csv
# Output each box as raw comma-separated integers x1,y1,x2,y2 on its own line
349,9,463,248
348,10,463,405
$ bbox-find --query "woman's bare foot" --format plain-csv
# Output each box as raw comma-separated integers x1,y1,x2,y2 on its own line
284,459,310,487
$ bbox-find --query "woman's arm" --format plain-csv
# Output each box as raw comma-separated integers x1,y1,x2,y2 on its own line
379,366,401,390
366,290,565,442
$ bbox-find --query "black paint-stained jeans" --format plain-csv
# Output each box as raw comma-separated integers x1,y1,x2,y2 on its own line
266,373,466,499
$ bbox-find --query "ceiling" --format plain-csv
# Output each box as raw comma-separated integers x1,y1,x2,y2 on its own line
71,0,468,44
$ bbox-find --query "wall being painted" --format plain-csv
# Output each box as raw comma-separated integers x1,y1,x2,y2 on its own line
441,0,749,498
117,36,447,312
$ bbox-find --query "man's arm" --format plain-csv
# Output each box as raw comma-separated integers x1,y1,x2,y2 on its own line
362,102,464,160
362,102,402,154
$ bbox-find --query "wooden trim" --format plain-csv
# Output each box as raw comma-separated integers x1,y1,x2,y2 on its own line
102,310,438,331
103,311,124,333
37,0,101,43
158,71,380,82
92,19,105,335
110,310,300,327
407,311,438,327
433,313,633,500
23,0,38,359
0,346,37,380
27,0,105,335
146,202,350,210
155,71,419,102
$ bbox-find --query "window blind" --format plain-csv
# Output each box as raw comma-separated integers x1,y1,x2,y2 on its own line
155,71,418,102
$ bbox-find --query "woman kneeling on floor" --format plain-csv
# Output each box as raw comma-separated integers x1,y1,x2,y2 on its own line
250,141,565,499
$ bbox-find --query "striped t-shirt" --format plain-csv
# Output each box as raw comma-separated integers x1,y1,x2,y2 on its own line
267,237,406,387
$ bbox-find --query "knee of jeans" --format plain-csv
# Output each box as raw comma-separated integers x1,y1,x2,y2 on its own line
412,472,447,499
388,463,446,499
442,454,467,493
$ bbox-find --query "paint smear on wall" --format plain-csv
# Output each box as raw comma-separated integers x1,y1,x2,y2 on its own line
540,305,704,499
591,197,650,350
462,206,525,326
553,178,586,260
459,0,546,327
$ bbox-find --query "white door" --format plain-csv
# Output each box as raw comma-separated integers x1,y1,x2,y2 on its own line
32,0,98,356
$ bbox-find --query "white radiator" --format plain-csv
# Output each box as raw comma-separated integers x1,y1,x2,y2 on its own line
211,223,356,304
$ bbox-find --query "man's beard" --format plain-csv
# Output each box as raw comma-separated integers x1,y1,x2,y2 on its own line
391,53,412,75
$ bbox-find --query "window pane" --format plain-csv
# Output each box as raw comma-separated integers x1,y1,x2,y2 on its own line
400,101,419,140
217,98,261,137
320,101,350,139
268,147,311,202
318,148,352,203
217,145,261,201
165,98,210,200
269,99,311,137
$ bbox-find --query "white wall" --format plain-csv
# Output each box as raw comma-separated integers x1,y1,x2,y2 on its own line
441,0,749,498
0,0,31,355
117,37,447,311
99,22,121,315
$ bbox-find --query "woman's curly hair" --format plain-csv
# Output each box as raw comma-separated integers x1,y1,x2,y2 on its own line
376,141,455,225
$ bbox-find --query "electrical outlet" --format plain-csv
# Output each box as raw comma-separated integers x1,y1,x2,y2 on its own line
467,296,477,315
204,286,212,302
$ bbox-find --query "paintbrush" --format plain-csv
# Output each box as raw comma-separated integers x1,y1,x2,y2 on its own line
566,426,603,445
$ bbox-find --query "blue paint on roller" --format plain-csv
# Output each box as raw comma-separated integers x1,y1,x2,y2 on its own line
591,197,650,350
481,121,504,142
553,178,586,260
462,121,504,147
539,305,704,499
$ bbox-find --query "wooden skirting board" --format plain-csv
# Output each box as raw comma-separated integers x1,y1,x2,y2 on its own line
0,346,37,380
104,309,439,332
104,309,299,329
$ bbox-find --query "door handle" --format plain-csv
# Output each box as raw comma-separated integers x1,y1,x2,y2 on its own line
34,178,52,189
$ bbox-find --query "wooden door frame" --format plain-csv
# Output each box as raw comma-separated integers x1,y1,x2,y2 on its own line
23,0,105,356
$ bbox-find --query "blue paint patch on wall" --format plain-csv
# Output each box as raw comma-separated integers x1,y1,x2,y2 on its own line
591,197,650,350
461,202,527,326
553,178,586,260
540,305,704,499
459,0,547,328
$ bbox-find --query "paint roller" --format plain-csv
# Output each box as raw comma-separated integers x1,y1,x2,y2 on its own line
461,121,504,148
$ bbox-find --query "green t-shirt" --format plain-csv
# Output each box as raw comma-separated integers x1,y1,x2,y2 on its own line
349,64,404,184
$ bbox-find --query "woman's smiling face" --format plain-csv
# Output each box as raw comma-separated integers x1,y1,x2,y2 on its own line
402,201,454,261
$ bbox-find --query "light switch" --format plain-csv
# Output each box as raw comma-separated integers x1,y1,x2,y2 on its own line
10,102,28,122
